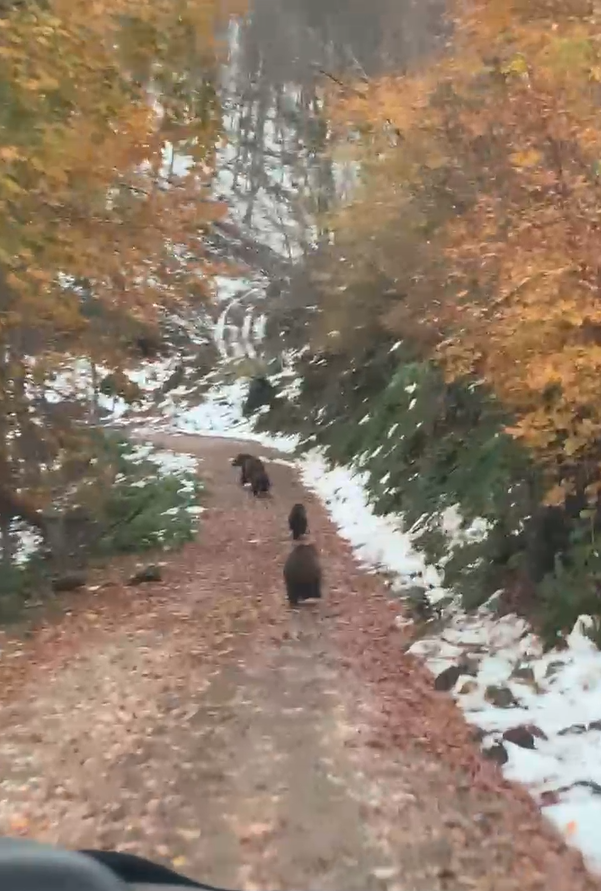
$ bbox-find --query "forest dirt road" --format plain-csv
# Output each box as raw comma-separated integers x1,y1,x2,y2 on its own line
0,434,598,891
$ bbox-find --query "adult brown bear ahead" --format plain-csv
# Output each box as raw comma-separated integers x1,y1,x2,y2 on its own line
283,543,322,606
288,503,308,540
231,453,264,486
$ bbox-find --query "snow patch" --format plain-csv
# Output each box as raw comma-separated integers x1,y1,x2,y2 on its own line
137,377,300,453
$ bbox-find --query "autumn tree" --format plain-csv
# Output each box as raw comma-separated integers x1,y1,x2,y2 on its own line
0,0,243,547
321,0,601,507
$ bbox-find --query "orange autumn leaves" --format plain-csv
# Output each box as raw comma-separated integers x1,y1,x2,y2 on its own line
324,0,601,502
0,0,244,349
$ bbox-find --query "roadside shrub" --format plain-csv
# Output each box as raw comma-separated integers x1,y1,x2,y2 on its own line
90,436,202,555
0,433,203,619
94,472,201,555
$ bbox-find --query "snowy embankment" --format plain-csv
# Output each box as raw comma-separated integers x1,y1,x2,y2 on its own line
46,356,180,420
46,356,290,446
140,375,298,452
10,440,202,572
153,377,601,876
298,452,601,875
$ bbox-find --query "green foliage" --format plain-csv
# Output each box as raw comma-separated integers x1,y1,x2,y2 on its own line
536,523,601,647
254,395,307,439
94,475,198,555
285,346,598,633
306,353,538,537
323,350,601,638
0,557,47,625
0,433,202,621
442,532,519,611
91,437,202,555
254,324,601,643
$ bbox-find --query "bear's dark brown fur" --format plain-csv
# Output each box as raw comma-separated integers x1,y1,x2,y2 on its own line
288,503,308,540
231,453,264,486
283,543,322,606
250,466,271,497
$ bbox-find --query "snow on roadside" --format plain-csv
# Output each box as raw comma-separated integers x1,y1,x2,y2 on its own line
138,377,300,453
125,442,198,489
298,450,601,876
300,453,435,583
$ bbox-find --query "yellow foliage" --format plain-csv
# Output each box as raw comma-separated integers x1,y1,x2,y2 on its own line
0,0,247,493
544,484,569,507
0,0,243,352
509,149,543,168
322,0,601,498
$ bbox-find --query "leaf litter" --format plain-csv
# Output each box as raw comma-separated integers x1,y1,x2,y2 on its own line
0,434,596,891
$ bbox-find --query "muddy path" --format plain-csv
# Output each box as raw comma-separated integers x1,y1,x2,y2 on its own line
0,434,597,891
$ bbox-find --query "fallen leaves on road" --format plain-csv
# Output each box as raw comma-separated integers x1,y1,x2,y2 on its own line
0,435,596,891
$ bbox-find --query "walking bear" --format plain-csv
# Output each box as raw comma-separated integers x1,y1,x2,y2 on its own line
288,503,308,540
283,543,322,607
231,453,264,486
231,453,271,497
250,466,271,497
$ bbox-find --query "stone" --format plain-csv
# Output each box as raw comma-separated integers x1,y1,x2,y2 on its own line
470,726,487,743
511,664,536,684
460,657,480,678
434,665,463,692
51,572,87,593
558,723,587,736
482,742,508,765
527,724,548,740
503,727,534,749
573,780,601,795
545,660,565,679
128,564,162,586
484,685,518,708
457,680,478,695
435,657,480,692
502,724,546,749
